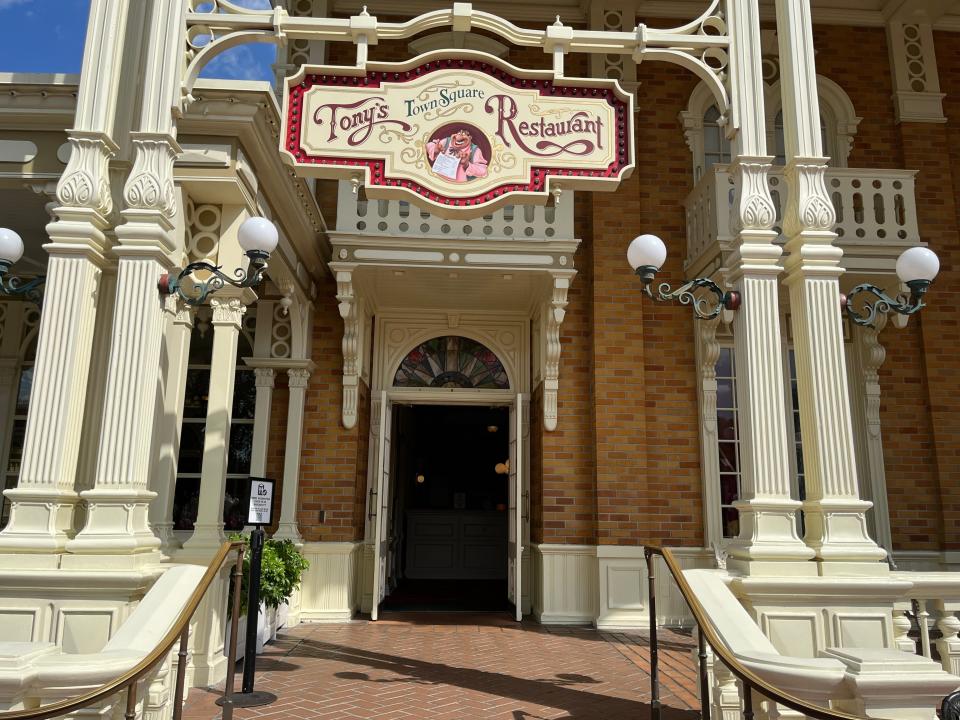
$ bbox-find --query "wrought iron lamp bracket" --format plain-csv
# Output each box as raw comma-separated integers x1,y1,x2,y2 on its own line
0,260,44,306
159,251,269,307
636,266,740,321
844,279,929,329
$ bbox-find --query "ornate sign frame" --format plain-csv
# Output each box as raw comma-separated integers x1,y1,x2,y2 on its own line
281,50,634,218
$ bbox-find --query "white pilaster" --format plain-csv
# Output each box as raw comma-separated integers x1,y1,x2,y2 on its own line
885,19,946,123
724,0,814,574
148,295,193,555
274,367,310,544
249,368,276,477
181,296,245,554
775,0,886,574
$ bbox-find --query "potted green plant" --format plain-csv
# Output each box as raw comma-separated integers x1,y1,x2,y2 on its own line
225,534,309,657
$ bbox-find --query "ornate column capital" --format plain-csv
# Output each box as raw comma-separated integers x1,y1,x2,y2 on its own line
782,158,837,241
210,296,246,327
287,367,311,389
254,366,277,388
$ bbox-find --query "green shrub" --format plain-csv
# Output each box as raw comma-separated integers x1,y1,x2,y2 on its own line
228,534,310,616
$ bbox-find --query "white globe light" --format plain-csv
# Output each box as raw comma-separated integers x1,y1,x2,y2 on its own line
0,228,24,264
237,217,278,255
627,234,667,271
896,246,939,283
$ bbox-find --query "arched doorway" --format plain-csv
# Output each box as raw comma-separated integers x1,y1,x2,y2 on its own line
369,335,525,621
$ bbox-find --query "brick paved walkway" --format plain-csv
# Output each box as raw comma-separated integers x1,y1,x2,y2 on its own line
182,613,700,720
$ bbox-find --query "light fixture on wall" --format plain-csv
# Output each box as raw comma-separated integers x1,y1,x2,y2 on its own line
159,216,279,306
844,246,940,329
0,228,44,305
494,460,510,475
416,473,426,484
627,234,740,320
487,424,499,433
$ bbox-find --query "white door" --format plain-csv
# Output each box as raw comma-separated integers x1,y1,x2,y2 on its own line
507,393,524,621
371,391,392,621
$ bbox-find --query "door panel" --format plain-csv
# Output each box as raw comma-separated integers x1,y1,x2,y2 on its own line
371,391,392,621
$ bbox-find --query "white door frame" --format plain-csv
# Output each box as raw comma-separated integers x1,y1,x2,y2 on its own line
367,387,530,618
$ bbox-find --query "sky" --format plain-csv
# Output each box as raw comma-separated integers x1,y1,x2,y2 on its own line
0,0,277,83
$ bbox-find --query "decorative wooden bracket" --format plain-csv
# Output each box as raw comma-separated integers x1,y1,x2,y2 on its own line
336,267,363,429
543,275,570,432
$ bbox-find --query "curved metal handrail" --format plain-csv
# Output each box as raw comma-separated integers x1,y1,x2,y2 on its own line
645,544,869,720
0,541,246,720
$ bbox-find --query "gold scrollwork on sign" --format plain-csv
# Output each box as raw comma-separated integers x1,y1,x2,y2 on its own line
487,142,515,173
399,131,432,169
378,124,420,146
528,104,580,117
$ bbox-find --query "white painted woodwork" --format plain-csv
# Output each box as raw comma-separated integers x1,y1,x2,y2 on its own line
0,252,104,559
298,542,363,622
274,367,311,544
336,181,575,241
723,0,813,573
508,394,523,620
370,391,392,621
181,296,245,554
684,166,922,278
776,0,887,572
148,296,193,556
249,368,275,477
886,20,946,123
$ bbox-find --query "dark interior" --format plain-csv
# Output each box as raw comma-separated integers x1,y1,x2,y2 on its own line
381,404,512,613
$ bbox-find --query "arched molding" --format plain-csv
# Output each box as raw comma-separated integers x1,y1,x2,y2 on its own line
684,76,861,175
384,329,518,394
766,76,861,167
375,314,526,397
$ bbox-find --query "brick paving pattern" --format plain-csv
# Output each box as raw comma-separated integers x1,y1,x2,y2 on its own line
182,614,700,720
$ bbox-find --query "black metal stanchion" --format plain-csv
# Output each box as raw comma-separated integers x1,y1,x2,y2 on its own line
228,478,277,709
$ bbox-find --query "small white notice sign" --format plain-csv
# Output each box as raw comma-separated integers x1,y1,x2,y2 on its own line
247,477,275,526
431,151,460,180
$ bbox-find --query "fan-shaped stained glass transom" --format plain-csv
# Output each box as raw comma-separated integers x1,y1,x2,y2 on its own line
394,336,510,389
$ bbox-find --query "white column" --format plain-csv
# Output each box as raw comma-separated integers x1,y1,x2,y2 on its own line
775,0,886,573
249,368,276,477
181,296,245,554
274,367,310,544
724,0,814,574
0,0,126,561
148,295,193,555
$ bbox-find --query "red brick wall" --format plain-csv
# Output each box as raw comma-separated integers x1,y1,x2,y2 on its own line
287,18,960,556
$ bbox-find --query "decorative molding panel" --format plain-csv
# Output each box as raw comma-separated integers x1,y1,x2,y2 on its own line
533,544,597,624
299,542,363,621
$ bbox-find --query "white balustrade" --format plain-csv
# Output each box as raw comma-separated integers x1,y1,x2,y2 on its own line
894,573,960,676
335,181,575,241
684,166,921,273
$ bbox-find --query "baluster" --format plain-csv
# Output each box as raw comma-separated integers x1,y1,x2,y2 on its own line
934,602,960,676
892,603,915,653
913,599,932,658
713,661,742,720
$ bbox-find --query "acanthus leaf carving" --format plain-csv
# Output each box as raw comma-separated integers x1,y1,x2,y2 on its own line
123,136,179,218
784,160,837,237
209,296,246,326
730,158,776,233
56,133,116,218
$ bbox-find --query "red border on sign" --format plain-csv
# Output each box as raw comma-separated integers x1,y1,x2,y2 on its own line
284,58,632,209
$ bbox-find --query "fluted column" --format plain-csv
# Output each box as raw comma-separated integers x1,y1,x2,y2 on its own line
148,295,193,555
181,297,245,554
775,0,886,573
250,368,276,477
273,367,310,544
723,0,814,574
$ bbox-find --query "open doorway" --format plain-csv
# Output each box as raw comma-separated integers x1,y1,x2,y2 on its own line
380,404,511,613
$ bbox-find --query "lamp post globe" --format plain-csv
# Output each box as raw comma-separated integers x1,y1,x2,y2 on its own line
895,246,939,284
0,227,24,266
238,217,279,257
627,233,667,275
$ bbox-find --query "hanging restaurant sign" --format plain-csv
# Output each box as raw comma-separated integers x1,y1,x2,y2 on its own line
281,50,634,218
